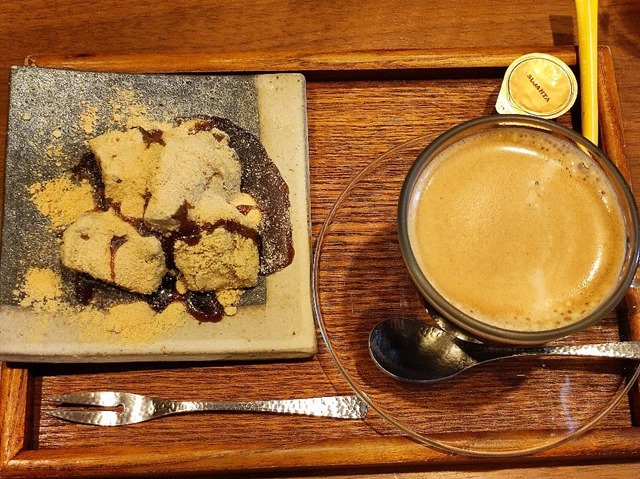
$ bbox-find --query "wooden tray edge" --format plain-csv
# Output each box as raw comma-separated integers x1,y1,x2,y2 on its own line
2,429,640,478
599,46,640,425
23,46,578,75
0,364,30,467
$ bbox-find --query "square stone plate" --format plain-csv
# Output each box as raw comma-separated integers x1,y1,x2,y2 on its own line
0,67,316,362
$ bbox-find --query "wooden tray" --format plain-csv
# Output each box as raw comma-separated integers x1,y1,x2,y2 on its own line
2,46,640,477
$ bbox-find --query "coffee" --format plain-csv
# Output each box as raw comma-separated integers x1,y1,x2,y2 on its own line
407,126,627,332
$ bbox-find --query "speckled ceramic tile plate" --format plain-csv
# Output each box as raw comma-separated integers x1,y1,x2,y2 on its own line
0,67,315,362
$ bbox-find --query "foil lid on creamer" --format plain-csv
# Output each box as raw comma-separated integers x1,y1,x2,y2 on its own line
496,53,578,119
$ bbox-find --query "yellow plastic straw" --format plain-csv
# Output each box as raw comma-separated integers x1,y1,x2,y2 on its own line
575,0,598,145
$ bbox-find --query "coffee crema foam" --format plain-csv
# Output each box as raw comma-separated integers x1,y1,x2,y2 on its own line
408,127,627,332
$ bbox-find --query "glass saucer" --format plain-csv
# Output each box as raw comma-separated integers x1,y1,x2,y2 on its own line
312,134,640,457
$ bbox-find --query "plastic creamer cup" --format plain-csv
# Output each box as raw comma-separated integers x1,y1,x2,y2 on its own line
495,53,578,120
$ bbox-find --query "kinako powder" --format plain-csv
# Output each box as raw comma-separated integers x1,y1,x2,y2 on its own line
28,173,95,232
13,88,267,345
12,92,202,345
14,265,192,345
18,171,192,345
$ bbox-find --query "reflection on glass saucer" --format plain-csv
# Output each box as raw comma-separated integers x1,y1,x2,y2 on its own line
312,134,640,457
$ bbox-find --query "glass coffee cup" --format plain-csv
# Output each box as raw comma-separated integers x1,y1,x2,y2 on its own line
398,115,640,345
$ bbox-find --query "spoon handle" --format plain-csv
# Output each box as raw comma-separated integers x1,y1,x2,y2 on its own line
506,342,640,360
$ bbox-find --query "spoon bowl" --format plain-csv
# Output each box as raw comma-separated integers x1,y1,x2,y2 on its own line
369,317,640,383
369,317,477,382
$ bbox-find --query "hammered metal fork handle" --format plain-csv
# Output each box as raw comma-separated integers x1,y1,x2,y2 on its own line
161,395,367,420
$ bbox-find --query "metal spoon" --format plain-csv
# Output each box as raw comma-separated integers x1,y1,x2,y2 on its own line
369,317,640,382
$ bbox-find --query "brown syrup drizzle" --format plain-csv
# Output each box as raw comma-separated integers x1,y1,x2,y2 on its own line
74,273,101,306
109,235,128,281
137,127,166,147
149,274,224,323
235,204,255,216
71,153,108,211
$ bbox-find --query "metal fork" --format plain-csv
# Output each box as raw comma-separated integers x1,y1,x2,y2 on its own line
44,391,368,426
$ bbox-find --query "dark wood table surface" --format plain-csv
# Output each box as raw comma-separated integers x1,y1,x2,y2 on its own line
2,1,640,477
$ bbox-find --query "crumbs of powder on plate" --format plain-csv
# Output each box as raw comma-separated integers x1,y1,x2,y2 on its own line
75,301,191,344
28,173,96,232
45,143,64,160
14,267,190,344
79,104,98,135
12,267,69,342
217,289,244,316
14,267,64,312
109,88,150,128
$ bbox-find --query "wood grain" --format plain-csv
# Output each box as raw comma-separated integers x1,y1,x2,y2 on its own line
6,430,640,478
0,364,30,467
2,0,640,189
0,48,638,478
24,47,578,74
1,1,640,477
